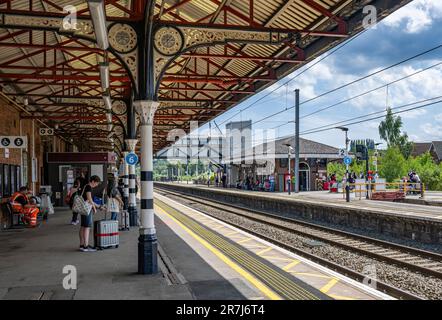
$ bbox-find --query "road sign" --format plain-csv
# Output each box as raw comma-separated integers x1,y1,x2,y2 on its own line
343,156,352,166
125,152,139,166
0,136,27,149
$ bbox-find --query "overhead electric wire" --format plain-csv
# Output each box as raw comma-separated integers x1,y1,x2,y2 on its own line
300,98,442,136
249,95,442,143
300,61,442,119
299,43,442,107
216,29,370,127
222,43,442,139
300,96,442,134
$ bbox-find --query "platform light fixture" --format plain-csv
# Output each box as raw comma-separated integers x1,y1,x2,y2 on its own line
88,0,109,50
99,62,110,90
103,92,112,110
106,112,113,124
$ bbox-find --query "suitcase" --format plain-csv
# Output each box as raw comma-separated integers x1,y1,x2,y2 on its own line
120,210,130,231
94,219,119,249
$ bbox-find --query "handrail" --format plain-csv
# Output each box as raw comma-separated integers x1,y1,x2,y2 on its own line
334,182,425,200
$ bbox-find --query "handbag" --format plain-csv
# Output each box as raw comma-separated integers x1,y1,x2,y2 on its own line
72,187,92,216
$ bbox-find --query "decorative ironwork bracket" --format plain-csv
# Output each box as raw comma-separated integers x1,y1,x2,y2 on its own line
0,14,139,88
153,25,297,92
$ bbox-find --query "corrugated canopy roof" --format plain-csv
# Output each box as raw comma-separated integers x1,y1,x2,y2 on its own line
0,0,412,155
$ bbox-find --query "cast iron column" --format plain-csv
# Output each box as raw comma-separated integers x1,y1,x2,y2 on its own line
134,100,159,274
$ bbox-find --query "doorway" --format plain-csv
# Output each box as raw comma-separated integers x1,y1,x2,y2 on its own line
299,162,310,191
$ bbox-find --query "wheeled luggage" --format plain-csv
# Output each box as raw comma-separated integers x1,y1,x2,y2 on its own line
120,210,130,231
94,219,119,249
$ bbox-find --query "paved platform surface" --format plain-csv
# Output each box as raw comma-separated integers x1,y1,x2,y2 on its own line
160,183,442,222
155,192,392,300
0,207,256,300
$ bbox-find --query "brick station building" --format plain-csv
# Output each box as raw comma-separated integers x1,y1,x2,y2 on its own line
0,95,71,201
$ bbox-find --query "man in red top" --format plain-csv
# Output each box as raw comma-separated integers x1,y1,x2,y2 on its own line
10,186,39,227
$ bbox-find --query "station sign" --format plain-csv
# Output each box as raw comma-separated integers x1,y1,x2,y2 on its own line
0,136,27,149
125,152,139,166
338,149,346,157
343,156,352,166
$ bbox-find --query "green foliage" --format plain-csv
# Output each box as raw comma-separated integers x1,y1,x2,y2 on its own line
404,152,442,190
329,149,442,190
378,108,413,158
378,147,406,182
327,160,369,181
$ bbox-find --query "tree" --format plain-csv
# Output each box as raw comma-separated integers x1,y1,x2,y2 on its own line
379,147,406,182
379,108,413,158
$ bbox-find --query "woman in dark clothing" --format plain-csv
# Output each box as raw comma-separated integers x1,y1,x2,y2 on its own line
79,175,101,252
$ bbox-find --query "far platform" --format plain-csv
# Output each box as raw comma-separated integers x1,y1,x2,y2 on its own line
155,182,442,246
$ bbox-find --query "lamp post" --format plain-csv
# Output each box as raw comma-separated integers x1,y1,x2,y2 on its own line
336,127,350,202
374,143,382,173
284,144,294,195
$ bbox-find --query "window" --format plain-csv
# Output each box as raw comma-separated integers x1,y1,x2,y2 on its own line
10,165,16,194
3,164,10,197
0,164,3,198
16,166,21,190
22,151,28,187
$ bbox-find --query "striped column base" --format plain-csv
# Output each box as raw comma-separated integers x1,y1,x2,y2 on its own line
128,205,139,227
138,233,158,274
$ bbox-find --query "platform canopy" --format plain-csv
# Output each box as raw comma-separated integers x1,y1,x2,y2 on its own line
0,0,411,156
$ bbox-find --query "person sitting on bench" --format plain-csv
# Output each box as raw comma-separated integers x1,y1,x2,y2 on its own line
10,186,39,227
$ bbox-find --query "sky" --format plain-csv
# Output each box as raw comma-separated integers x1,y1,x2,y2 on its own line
176,0,442,151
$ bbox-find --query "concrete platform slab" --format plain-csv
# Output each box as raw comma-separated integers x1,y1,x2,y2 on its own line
1,206,247,300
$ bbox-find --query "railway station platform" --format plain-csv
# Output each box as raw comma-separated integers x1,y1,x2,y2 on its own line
155,183,442,247
0,202,391,300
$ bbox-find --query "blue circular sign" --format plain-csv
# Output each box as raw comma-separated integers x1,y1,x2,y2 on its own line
125,152,139,166
343,156,352,165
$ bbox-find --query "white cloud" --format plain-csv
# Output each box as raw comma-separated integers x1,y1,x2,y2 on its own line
420,123,442,138
383,0,442,33
435,113,442,122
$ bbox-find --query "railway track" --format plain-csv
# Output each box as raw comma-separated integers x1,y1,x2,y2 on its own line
155,187,442,299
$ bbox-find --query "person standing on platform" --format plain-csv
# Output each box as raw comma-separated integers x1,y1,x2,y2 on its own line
67,177,83,225
221,172,227,188
107,185,123,221
79,175,101,252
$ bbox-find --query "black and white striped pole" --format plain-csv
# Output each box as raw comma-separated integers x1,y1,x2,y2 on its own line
122,151,129,211
134,100,159,274
125,139,139,226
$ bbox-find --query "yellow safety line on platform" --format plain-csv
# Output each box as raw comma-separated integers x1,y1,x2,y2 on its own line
283,260,301,271
155,205,282,301
329,294,356,300
261,256,294,262
257,247,273,256
242,245,268,250
291,272,334,279
238,238,253,244
321,278,339,294
155,199,324,300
